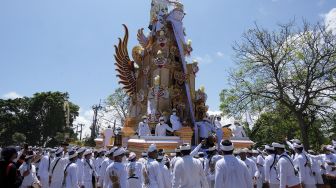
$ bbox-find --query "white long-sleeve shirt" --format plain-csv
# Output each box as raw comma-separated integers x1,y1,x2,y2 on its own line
49,157,68,183
321,153,336,176
294,153,316,185
105,162,128,188
242,158,259,179
214,155,252,188
143,158,164,188
95,157,104,176
83,158,96,183
172,155,209,188
19,162,39,187
64,162,79,188
256,154,265,182
137,122,151,136
75,158,84,186
99,158,113,187
155,123,174,136
38,155,50,178
159,162,172,188
264,154,279,184
278,153,300,188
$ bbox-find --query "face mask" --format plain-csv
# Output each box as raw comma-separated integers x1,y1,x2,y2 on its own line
173,112,176,115
143,119,147,123
160,121,164,124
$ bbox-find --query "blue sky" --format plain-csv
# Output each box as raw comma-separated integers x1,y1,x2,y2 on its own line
0,0,335,131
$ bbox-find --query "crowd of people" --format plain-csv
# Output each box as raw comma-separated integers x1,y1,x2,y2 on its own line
1,138,336,188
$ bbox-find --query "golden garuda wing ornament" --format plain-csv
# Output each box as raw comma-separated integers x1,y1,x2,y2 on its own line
114,24,136,96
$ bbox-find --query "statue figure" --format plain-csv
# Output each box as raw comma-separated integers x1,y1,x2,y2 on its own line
104,126,114,147
113,1,209,143
170,108,182,131
147,75,169,122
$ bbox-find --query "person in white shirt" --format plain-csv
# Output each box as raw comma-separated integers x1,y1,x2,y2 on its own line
82,149,97,188
138,151,148,166
214,116,223,149
19,151,40,188
157,154,172,188
99,147,117,188
320,146,336,186
64,150,79,188
231,122,247,138
75,147,85,188
105,147,128,188
126,152,143,188
239,148,260,187
256,150,265,188
170,108,182,131
215,140,252,188
205,146,223,188
292,143,316,188
143,144,165,188
37,150,51,188
49,148,68,188
307,150,324,186
95,149,105,179
264,145,279,188
196,118,216,147
172,143,209,188
273,142,300,188
137,115,151,136
155,117,174,136
170,147,181,174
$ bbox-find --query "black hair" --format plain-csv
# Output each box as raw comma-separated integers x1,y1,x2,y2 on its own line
181,150,191,156
1,147,18,161
221,140,234,155
296,147,304,153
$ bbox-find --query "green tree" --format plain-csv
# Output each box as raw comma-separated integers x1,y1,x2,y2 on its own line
12,132,26,145
0,91,80,146
105,88,130,126
221,21,336,149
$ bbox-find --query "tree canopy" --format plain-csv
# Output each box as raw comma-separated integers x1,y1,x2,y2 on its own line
220,21,336,149
0,92,79,147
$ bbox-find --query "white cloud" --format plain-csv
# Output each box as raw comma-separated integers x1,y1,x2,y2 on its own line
2,91,23,99
216,51,224,58
73,109,93,139
207,110,222,116
194,54,213,64
325,8,336,34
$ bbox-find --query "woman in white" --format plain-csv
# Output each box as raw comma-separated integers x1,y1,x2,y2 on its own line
19,151,40,188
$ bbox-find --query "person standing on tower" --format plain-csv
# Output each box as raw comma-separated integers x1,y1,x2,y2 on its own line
170,108,182,132
137,115,151,137
155,117,175,136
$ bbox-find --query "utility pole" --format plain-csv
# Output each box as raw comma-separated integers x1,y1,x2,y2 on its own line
76,124,84,141
91,101,102,140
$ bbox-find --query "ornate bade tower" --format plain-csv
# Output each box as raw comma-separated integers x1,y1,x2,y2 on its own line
114,0,209,150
